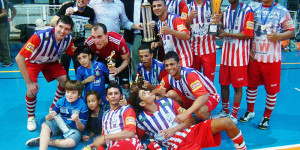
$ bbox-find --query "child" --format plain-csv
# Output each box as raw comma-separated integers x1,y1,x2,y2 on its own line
76,46,109,103
82,90,110,142
129,88,247,150
25,80,89,149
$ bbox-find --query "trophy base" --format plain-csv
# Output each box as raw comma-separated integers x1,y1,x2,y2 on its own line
208,24,219,36
142,38,156,43
109,74,116,83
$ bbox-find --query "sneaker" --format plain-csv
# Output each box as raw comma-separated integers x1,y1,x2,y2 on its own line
25,137,40,146
27,116,37,131
212,110,229,119
229,115,238,124
258,117,270,129
239,111,255,122
2,62,13,67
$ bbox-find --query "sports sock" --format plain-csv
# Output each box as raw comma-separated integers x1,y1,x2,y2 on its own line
232,102,241,118
263,93,277,118
246,88,257,112
26,94,36,118
222,98,230,114
232,130,247,150
51,85,65,108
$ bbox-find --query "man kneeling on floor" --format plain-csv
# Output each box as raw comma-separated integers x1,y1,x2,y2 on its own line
25,80,89,149
129,87,247,150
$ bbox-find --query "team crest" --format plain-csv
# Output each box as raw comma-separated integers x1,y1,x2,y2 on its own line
163,102,170,107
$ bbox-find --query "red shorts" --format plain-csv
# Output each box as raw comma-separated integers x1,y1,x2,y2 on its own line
248,61,281,94
173,89,219,111
108,140,138,150
193,53,216,82
219,65,248,88
25,61,66,82
177,119,221,149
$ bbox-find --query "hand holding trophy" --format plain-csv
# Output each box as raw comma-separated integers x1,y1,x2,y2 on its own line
106,51,116,83
208,0,223,35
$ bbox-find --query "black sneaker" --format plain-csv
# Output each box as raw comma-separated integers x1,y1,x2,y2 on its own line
2,62,13,67
258,117,270,129
25,137,40,146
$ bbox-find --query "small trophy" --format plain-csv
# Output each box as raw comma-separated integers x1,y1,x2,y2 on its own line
54,114,74,138
134,73,144,88
141,0,156,42
106,51,116,83
208,0,223,35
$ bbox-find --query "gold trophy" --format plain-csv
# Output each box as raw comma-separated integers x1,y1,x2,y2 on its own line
208,0,223,35
141,0,156,42
106,51,116,83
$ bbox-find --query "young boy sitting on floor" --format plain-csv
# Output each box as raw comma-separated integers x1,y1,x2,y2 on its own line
26,80,89,149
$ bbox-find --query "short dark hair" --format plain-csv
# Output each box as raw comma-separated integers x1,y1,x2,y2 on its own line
86,90,101,101
129,84,143,114
138,44,153,54
164,51,179,62
65,80,84,96
152,0,166,5
105,83,123,95
75,45,93,57
56,15,74,30
92,23,107,34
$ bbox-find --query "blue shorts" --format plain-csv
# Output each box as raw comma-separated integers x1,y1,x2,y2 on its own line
44,120,81,145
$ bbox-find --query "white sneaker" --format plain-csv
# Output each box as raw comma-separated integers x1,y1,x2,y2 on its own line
229,115,238,124
239,111,255,122
212,110,229,119
27,116,37,131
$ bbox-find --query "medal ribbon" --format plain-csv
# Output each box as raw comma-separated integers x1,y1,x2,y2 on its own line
260,0,275,25
52,31,61,57
230,2,241,30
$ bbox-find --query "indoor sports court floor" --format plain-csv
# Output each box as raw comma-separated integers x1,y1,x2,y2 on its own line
0,43,300,150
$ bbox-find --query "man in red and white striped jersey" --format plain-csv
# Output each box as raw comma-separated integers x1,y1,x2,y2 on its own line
212,0,254,124
151,0,193,68
85,23,131,99
87,84,142,150
239,0,295,129
15,15,76,132
186,0,219,82
129,88,247,150
166,0,188,21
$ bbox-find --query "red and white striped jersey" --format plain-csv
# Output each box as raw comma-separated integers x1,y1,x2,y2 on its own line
156,67,218,101
187,0,216,56
137,98,194,149
19,28,75,64
166,0,188,21
102,105,142,149
221,2,254,66
157,13,193,67
250,2,295,63
86,31,130,60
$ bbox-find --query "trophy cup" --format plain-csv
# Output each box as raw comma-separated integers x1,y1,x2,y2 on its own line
106,51,116,83
208,0,223,35
134,73,144,88
141,0,156,42
54,114,74,138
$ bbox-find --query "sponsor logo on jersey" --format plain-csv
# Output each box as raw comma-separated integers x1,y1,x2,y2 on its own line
181,13,187,20
190,80,202,92
177,107,186,113
177,24,186,32
25,42,35,52
126,116,136,125
246,21,254,30
163,102,169,107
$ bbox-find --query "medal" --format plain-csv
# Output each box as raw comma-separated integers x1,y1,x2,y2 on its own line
230,29,234,33
261,25,266,31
